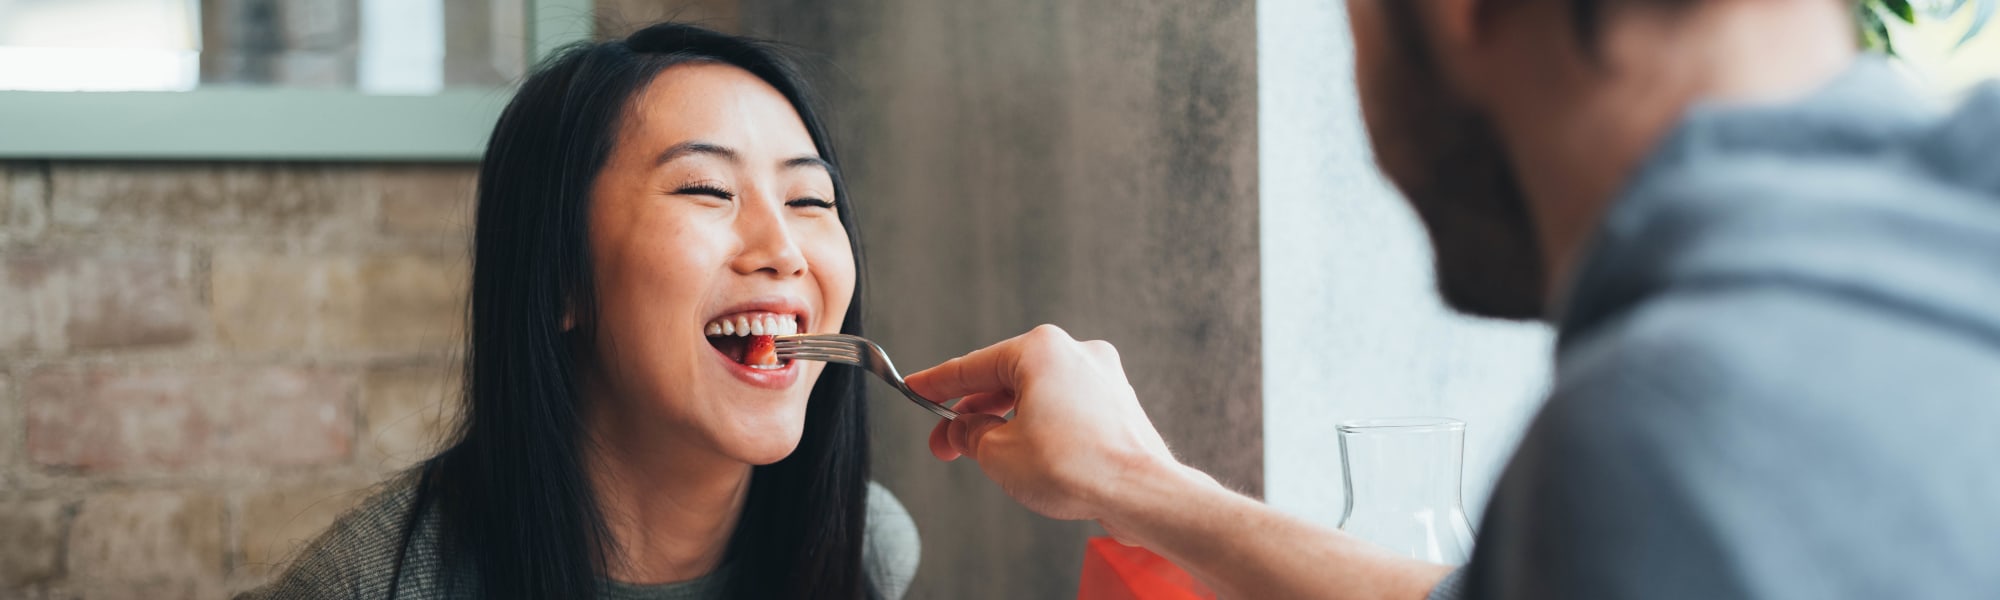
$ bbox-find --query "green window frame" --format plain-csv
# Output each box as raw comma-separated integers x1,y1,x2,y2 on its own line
0,0,592,162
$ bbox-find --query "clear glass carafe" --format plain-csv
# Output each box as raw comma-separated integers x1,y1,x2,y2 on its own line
1336,417,1476,565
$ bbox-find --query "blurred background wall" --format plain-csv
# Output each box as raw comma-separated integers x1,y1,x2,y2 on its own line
733,1,1262,597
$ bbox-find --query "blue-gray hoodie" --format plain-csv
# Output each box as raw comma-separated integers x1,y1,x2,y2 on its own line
1435,58,2000,599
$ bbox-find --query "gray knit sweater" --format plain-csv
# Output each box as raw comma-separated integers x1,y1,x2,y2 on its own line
236,473,921,599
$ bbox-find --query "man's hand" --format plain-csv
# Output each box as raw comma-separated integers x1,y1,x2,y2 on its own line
908,325,1453,600
906,324,1204,532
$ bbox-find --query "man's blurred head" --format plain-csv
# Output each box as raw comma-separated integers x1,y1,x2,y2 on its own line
1346,0,1859,321
1348,0,1585,320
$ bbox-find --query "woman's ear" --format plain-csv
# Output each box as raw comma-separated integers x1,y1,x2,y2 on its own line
561,304,576,332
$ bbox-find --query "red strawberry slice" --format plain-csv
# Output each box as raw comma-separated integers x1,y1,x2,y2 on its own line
745,335,778,366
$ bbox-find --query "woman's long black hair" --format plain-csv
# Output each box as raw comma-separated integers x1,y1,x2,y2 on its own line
394,22,874,600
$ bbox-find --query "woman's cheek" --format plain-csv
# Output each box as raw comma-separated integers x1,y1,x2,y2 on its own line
814,243,857,322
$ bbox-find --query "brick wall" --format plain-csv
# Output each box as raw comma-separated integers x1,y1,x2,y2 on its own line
0,161,474,598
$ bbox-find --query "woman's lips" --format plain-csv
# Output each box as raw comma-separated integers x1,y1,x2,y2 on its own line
704,311,797,367
701,304,808,388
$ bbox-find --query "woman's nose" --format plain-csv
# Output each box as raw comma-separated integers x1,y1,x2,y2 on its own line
730,196,808,277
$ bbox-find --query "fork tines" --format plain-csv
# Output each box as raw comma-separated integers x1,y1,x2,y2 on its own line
772,335,864,366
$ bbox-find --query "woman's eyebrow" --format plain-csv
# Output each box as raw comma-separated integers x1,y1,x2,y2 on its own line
656,141,737,166
784,155,832,174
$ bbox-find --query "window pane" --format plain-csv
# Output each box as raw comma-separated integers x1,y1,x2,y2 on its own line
0,0,527,93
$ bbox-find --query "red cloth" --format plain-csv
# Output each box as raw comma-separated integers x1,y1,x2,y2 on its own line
1077,537,1217,600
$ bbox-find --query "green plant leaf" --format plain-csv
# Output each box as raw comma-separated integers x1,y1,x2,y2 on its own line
1883,0,1919,23
1872,0,1920,22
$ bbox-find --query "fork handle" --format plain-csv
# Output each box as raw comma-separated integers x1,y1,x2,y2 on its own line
890,381,963,421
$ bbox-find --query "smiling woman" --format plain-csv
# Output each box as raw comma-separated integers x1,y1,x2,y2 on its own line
235,22,917,600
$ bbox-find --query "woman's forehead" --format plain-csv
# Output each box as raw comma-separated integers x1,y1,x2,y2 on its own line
623,62,818,160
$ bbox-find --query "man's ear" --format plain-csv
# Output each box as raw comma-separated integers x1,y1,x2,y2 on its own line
1425,0,1536,99
1430,0,1488,53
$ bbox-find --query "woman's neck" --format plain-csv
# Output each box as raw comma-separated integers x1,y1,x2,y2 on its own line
583,407,753,585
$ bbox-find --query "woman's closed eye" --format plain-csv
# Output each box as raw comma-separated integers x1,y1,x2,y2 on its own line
671,184,829,210
676,183,736,201
788,197,835,210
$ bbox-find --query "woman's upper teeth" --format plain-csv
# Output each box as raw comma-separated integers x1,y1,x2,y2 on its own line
704,312,799,336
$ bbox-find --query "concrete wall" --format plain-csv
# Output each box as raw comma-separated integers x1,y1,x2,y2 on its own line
739,1,1263,597
1257,0,1553,531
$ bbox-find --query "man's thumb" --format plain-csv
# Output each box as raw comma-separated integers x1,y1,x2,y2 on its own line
946,413,1008,459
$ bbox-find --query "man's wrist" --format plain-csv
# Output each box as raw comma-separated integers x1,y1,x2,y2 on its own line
1095,455,1237,543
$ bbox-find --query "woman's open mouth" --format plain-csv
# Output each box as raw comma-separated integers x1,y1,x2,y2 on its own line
703,311,800,370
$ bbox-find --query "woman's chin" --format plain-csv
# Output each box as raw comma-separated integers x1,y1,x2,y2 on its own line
720,410,809,465
731,434,805,466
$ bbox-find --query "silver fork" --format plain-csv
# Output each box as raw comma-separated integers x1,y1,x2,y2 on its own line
773,333,963,421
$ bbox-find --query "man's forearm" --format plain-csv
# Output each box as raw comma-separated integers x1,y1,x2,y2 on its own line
1100,462,1453,600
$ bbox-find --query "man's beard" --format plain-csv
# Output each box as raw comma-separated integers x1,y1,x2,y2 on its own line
1363,3,1548,320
